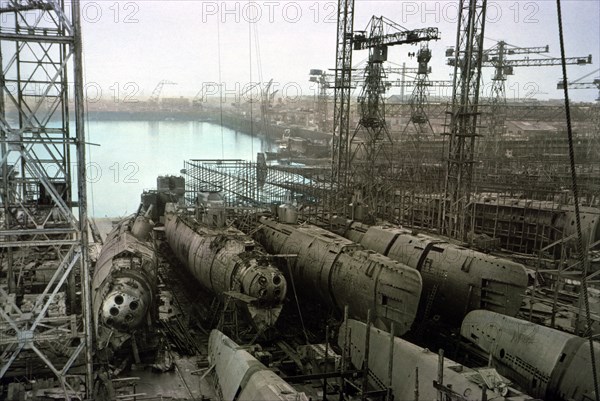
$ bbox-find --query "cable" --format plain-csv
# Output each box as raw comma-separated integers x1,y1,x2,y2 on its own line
247,4,254,161
285,256,310,345
252,22,266,153
82,49,95,218
216,7,224,159
570,68,600,84
555,2,599,400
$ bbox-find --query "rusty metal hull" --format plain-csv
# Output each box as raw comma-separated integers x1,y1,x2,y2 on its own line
255,217,422,335
164,213,286,332
92,217,157,351
343,222,528,325
208,329,309,401
341,318,534,401
461,310,599,401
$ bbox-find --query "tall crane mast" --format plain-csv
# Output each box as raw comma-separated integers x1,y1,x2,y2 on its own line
557,69,600,164
346,16,440,219
310,64,417,137
310,66,374,134
402,44,441,136
483,41,549,139
259,79,275,138
442,0,487,240
309,69,332,132
397,44,444,177
475,41,592,139
331,0,355,210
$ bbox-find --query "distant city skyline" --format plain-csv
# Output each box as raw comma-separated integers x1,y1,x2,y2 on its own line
80,0,600,104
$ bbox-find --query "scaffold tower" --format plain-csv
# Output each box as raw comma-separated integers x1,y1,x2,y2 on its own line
0,0,93,396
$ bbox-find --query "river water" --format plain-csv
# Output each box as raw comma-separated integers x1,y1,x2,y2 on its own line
86,120,273,217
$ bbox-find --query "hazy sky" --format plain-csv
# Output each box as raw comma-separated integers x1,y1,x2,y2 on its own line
79,0,600,103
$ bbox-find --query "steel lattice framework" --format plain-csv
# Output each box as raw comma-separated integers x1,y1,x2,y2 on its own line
481,42,591,142
331,0,355,215
334,14,440,220
309,70,331,133
349,16,393,218
399,44,441,175
442,0,487,239
0,0,92,396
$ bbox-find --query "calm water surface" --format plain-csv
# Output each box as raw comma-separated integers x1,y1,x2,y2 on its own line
86,120,273,217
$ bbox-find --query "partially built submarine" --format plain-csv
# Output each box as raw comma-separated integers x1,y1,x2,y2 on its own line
163,195,287,333
119,176,596,401
255,215,423,335
208,329,309,400
461,310,599,401
140,176,288,333
333,219,529,325
92,209,157,355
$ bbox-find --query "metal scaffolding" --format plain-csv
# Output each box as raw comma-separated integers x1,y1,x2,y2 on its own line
442,0,487,240
183,158,333,222
0,0,92,396
331,0,355,215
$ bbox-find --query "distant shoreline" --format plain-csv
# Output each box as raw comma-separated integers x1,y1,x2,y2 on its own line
4,110,332,141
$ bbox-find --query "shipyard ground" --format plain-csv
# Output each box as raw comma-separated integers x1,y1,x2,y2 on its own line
1,216,597,400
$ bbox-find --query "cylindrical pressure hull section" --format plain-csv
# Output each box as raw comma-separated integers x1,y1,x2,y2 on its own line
256,218,422,334
92,217,156,351
461,310,599,401
344,222,528,324
209,330,309,401
164,213,286,331
341,319,534,401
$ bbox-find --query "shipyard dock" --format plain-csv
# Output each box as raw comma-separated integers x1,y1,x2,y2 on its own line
1,0,599,400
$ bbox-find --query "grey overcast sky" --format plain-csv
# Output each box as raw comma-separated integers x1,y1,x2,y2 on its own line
80,0,600,103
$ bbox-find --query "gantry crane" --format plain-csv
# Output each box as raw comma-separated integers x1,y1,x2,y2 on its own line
309,67,364,133
310,65,423,136
310,69,332,132
399,45,454,136
442,0,487,240
192,82,219,107
466,41,592,139
481,41,548,139
395,45,450,177
478,43,592,178
149,80,177,103
557,68,600,97
344,16,439,219
385,65,426,101
259,79,276,138
557,68,600,163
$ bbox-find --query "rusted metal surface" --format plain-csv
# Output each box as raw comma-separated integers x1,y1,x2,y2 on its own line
461,310,600,401
164,211,287,332
341,221,528,324
92,215,157,354
208,329,310,401
254,217,422,335
342,318,534,401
